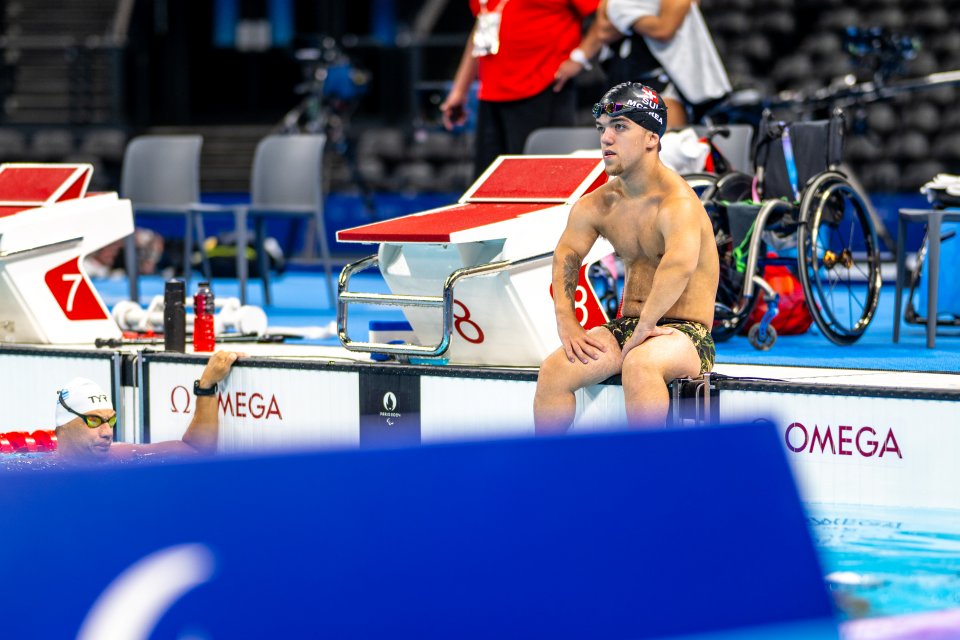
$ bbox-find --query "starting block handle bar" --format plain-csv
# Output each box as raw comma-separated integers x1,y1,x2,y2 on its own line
338,251,553,357
340,292,445,308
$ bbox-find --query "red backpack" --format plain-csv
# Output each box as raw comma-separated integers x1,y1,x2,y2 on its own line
743,258,813,335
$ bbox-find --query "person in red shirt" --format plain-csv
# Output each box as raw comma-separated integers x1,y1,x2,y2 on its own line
441,0,600,178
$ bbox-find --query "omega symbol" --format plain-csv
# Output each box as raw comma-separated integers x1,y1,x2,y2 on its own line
383,392,397,412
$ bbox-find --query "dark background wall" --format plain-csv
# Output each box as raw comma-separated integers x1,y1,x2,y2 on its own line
1,0,959,194
123,0,476,127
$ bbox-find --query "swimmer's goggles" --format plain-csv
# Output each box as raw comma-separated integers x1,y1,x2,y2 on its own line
592,102,661,119
58,394,117,429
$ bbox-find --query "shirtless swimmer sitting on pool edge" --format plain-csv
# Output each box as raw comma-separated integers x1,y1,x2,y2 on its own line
534,82,719,431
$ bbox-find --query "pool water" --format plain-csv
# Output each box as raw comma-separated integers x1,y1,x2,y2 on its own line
807,502,960,620
1,451,61,471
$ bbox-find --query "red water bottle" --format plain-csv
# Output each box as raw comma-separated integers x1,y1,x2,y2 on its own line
193,281,216,352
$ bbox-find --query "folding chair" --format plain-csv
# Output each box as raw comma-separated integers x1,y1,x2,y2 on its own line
523,127,599,155
121,134,207,302
235,134,332,306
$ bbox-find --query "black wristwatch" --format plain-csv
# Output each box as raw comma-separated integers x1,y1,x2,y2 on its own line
193,380,218,396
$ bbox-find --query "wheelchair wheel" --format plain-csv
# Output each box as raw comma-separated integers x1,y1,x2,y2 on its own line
748,323,777,350
713,171,754,203
707,177,762,342
713,274,759,342
796,171,882,345
685,171,753,204
683,172,719,202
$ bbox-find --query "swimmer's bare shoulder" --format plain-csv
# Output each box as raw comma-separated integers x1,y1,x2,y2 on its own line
572,179,621,223
656,188,707,230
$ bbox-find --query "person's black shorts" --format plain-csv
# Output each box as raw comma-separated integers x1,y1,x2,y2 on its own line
600,316,716,374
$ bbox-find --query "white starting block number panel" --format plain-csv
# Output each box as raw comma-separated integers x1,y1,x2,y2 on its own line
337,155,614,366
0,164,132,344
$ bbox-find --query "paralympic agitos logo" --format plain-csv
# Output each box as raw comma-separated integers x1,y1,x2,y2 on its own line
784,422,901,458
170,386,283,420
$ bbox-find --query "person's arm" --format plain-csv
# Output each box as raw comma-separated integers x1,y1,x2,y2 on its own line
554,0,622,91
440,31,479,129
552,198,607,364
180,350,241,454
111,351,242,459
630,0,692,42
620,197,702,359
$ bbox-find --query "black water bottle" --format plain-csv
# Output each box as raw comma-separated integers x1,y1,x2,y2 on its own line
163,279,186,352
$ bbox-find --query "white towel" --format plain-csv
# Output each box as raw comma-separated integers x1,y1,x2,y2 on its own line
604,0,731,104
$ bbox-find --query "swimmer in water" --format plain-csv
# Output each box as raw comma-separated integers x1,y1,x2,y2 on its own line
54,350,242,461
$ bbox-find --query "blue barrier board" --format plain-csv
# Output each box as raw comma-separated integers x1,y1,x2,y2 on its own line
0,423,836,638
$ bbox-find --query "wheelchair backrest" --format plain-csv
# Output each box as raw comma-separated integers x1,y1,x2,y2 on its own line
691,124,755,173
754,112,843,201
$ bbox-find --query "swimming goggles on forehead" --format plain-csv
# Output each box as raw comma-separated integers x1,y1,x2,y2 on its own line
58,394,117,429
592,102,660,119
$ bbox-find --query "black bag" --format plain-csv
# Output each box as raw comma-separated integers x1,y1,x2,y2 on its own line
195,233,286,278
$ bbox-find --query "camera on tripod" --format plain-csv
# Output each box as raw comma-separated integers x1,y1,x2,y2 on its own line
842,26,919,85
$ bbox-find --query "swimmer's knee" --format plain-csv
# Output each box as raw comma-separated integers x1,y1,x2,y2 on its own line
622,349,685,385
536,350,572,392
621,361,663,387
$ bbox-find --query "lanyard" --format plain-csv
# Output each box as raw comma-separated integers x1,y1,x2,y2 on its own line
473,0,511,57
781,126,801,202
479,0,511,15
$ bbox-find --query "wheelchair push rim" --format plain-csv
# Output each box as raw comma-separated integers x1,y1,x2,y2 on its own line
797,171,882,345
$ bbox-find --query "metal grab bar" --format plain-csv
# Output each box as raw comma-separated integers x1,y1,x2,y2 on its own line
338,251,553,357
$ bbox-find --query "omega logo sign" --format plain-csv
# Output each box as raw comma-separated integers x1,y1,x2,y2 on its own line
170,385,283,420
784,422,902,459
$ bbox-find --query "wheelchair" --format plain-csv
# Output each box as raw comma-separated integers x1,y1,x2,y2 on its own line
687,110,883,349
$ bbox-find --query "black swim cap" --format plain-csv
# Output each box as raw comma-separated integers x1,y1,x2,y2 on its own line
593,82,668,137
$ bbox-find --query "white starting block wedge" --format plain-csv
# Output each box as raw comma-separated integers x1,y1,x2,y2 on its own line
337,155,615,366
0,164,132,344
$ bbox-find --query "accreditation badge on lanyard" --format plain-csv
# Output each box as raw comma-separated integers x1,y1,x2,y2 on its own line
472,0,511,57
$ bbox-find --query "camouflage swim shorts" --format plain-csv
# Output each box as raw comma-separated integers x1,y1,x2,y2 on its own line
600,316,716,374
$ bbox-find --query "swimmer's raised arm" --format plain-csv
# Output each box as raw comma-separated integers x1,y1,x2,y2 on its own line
110,350,243,459
181,350,242,454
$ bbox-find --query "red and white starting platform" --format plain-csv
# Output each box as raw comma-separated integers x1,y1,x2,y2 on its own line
336,155,614,366
0,164,131,344
1,158,959,515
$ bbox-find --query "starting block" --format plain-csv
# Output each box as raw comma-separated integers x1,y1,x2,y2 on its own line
337,155,614,366
0,164,132,344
